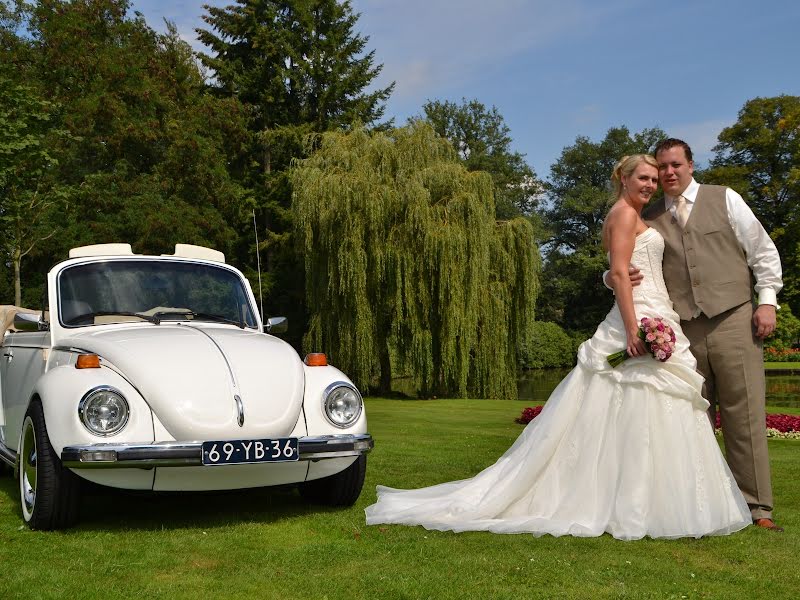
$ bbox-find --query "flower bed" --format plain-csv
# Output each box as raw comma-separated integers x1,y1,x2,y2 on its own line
516,406,800,439
714,411,800,439
764,347,800,363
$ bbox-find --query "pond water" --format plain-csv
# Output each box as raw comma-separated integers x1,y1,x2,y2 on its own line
517,369,800,409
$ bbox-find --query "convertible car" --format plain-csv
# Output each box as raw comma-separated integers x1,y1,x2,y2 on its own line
0,243,373,529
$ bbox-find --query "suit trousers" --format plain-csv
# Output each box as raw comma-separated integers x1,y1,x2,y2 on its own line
681,301,772,520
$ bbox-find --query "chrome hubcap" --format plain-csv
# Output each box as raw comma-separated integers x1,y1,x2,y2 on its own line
20,419,37,515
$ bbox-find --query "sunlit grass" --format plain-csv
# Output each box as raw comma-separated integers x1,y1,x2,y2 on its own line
765,362,800,370
0,398,797,599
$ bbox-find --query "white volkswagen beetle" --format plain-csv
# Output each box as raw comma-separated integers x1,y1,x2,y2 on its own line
0,243,373,529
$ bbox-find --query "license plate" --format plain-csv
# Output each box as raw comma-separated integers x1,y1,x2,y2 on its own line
202,438,299,466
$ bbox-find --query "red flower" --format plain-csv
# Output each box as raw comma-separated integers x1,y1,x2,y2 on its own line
713,411,799,433
515,405,543,424
519,407,800,433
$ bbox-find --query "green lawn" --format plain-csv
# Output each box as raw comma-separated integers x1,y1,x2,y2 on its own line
0,398,798,599
765,362,800,370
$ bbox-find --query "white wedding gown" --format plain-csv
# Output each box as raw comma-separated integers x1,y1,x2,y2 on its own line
365,228,751,540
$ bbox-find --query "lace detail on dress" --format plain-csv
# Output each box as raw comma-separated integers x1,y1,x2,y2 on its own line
613,383,623,408
629,228,670,303
694,412,709,511
566,385,585,467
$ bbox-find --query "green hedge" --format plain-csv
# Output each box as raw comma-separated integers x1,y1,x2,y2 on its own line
520,305,798,369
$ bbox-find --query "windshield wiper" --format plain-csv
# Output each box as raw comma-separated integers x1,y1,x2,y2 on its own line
150,310,245,328
64,311,158,325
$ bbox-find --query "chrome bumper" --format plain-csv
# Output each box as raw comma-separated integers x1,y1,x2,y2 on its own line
61,434,374,469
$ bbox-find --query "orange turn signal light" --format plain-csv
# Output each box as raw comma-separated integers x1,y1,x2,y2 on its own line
76,354,101,369
304,353,328,367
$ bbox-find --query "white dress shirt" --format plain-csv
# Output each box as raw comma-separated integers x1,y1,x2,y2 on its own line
665,178,782,307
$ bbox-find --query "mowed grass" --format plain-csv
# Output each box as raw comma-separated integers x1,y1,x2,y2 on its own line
765,362,800,370
0,398,797,599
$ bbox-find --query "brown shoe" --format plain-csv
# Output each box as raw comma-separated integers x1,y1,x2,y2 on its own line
753,518,784,532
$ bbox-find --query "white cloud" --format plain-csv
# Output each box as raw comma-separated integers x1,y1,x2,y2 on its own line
355,0,636,101
571,104,602,126
389,59,437,100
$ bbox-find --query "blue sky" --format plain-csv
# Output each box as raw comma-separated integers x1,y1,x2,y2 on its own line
130,0,800,178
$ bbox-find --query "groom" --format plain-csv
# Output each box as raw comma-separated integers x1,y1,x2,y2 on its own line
637,138,784,531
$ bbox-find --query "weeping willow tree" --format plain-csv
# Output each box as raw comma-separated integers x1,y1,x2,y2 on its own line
292,123,539,398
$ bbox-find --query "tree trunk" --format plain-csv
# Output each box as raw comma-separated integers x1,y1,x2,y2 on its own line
263,145,273,274
13,247,22,307
378,338,392,395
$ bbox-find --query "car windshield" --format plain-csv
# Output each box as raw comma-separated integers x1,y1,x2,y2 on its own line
58,260,258,329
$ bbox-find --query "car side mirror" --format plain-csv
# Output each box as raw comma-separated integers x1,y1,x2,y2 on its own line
264,316,288,335
13,312,48,332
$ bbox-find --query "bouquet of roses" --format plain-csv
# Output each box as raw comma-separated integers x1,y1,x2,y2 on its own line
607,316,676,368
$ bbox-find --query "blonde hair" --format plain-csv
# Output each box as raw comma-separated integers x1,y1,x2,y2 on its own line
611,154,658,198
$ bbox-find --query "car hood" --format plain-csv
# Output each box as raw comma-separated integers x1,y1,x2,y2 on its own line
60,324,305,439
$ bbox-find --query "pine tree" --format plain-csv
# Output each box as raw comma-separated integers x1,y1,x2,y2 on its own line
198,0,392,136
197,1,393,347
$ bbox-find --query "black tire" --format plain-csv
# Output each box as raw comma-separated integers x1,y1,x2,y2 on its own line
18,400,81,530
299,455,367,507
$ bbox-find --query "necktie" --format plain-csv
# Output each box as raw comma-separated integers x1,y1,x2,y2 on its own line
674,195,689,228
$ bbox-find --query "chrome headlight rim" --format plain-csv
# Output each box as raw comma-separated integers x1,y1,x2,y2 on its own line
322,382,363,429
78,385,130,437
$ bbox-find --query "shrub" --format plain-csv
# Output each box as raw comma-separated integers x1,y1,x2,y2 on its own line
765,303,800,351
518,322,578,369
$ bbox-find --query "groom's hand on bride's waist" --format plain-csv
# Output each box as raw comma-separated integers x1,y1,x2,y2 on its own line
602,264,643,292
628,264,643,287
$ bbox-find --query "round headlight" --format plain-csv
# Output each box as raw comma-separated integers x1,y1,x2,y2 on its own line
78,386,129,436
322,383,363,428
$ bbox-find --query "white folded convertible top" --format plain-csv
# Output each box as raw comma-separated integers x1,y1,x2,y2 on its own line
67,243,225,263
68,243,134,258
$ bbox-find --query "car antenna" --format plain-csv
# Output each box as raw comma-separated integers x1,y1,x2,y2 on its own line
252,208,264,322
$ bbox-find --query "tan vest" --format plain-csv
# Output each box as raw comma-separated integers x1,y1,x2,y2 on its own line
644,185,752,320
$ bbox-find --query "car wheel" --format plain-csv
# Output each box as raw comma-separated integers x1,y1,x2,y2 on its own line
299,455,367,507
19,401,81,530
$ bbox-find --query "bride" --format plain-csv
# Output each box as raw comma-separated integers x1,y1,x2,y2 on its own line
365,154,752,540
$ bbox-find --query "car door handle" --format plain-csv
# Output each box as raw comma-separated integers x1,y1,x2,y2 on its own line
3,351,12,360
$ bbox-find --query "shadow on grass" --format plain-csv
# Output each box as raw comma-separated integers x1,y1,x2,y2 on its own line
0,471,348,532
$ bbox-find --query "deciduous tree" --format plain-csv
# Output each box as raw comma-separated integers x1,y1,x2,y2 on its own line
417,98,541,219
293,124,539,398
703,95,800,312
0,77,70,305
538,126,665,331
0,1,250,305
25,1,248,251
